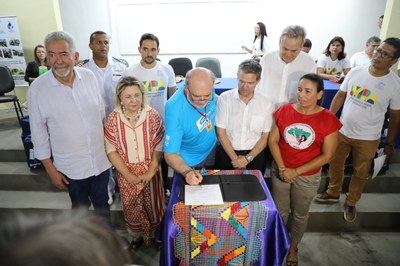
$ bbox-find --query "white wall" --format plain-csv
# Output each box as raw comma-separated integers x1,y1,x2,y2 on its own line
60,0,387,77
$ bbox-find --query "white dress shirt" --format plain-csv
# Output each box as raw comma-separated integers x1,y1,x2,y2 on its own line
28,68,111,180
216,89,274,150
82,57,126,116
257,50,316,109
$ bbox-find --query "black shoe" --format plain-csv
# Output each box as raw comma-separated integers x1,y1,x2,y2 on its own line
128,237,144,251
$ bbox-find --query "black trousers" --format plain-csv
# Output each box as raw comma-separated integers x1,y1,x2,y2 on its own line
215,144,267,175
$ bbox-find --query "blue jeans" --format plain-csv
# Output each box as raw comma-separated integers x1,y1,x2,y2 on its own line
66,169,112,226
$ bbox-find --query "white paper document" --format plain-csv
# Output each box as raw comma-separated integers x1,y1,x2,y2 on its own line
184,184,224,206
371,154,386,179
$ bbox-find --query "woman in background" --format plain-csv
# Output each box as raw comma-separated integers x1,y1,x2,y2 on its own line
24,44,50,85
269,73,342,266
316,36,351,83
104,76,165,250
242,22,271,61
23,45,50,109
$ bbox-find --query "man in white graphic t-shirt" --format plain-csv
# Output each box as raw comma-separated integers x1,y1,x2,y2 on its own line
315,38,400,223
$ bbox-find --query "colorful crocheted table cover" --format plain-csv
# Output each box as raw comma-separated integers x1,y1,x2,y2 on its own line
173,197,268,265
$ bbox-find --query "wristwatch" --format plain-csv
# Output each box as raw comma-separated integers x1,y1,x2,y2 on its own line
245,154,254,163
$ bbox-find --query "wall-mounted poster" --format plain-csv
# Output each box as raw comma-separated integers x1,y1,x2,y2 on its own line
0,15,27,86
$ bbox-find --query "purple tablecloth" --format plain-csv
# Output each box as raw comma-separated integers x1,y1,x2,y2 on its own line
160,170,290,266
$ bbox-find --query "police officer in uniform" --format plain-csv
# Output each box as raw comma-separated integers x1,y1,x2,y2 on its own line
80,31,128,205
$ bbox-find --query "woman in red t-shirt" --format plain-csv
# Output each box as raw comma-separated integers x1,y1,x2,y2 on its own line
269,73,342,266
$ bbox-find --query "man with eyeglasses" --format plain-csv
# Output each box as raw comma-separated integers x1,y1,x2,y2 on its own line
164,68,217,185
315,38,400,223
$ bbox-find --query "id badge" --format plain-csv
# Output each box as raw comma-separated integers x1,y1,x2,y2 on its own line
206,119,212,131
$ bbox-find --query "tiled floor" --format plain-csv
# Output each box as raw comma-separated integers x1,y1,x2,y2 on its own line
127,232,400,266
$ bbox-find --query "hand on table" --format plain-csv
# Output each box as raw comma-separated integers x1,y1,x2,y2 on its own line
184,169,203,185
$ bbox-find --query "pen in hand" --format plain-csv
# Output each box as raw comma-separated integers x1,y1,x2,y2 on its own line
183,168,203,185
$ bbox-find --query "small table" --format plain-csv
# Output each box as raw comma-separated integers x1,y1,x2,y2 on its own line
160,170,290,266
213,77,237,95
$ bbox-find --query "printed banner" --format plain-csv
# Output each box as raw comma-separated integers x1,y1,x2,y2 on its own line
0,15,28,86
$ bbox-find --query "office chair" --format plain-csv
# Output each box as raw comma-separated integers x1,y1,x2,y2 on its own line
0,65,24,125
196,57,222,78
168,57,193,77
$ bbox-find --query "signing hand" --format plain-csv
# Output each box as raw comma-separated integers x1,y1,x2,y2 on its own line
184,170,203,185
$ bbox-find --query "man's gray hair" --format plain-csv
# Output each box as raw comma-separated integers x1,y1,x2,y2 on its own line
366,36,381,45
44,31,76,53
280,25,307,43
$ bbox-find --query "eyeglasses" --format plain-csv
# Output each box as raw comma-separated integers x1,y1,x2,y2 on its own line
186,87,211,107
374,48,394,59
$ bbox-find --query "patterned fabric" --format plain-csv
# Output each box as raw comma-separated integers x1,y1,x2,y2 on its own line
172,170,268,265
104,105,165,244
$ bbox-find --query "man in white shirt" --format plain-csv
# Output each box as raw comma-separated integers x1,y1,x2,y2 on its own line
215,59,273,174
124,33,177,192
81,31,127,205
350,36,381,68
315,38,400,223
123,33,176,122
81,31,127,116
28,31,112,225
257,25,316,109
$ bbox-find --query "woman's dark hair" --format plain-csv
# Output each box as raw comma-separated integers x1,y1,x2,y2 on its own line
323,36,346,60
299,73,324,106
34,45,47,66
303,38,312,48
253,22,268,52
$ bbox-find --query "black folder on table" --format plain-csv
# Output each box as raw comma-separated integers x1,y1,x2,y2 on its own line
179,174,267,202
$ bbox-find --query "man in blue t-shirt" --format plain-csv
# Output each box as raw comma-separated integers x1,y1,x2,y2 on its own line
164,68,217,185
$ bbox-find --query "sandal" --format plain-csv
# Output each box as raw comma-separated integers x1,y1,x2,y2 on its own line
286,248,298,266
128,237,144,251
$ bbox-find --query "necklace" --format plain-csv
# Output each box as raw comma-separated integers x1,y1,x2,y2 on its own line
122,106,142,122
